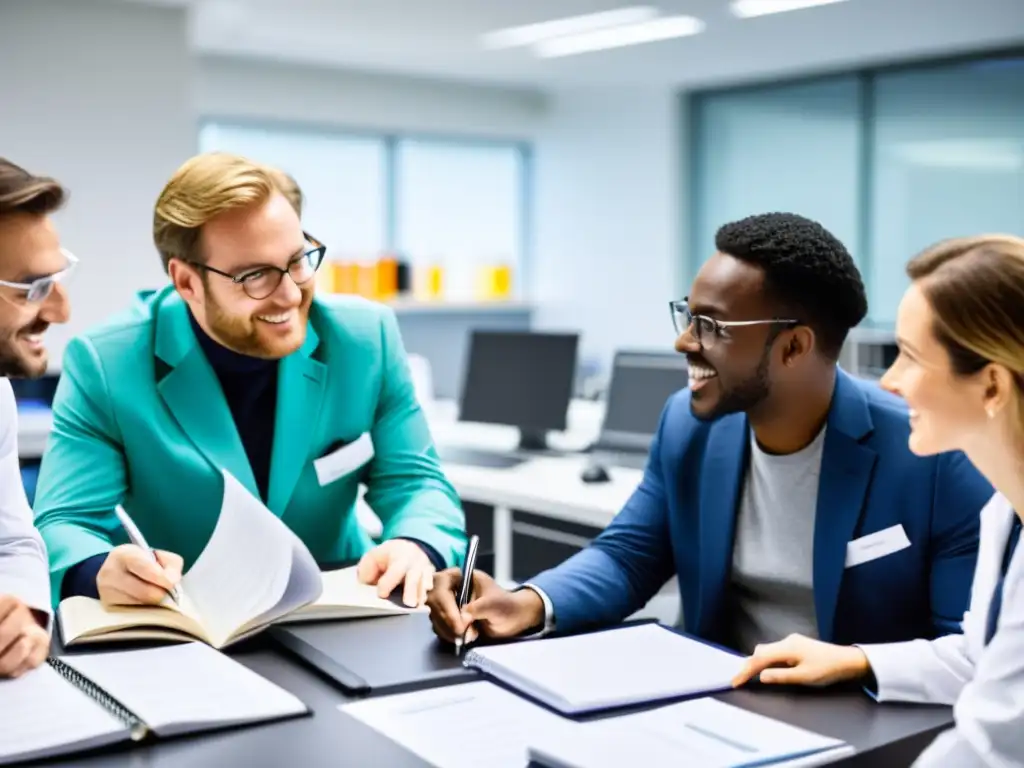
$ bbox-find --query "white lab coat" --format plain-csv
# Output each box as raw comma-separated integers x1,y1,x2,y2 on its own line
0,378,50,621
859,492,1024,768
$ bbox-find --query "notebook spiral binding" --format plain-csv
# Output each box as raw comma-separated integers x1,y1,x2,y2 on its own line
47,657,150,741
463,649,486,669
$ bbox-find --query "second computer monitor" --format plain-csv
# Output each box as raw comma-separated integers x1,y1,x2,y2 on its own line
598,350,690,452
458,330,580,452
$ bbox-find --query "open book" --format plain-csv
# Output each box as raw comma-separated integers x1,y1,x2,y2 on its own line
0,642,307,766
58,470,421,649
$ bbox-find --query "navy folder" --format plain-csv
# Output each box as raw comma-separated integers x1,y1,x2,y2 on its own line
268,612,478,697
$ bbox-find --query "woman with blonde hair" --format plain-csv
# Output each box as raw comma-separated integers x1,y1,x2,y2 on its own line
732,233,1024,766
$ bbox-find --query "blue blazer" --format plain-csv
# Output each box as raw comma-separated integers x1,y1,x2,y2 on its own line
531,368,993,647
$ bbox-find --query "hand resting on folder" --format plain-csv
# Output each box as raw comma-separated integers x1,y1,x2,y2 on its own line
426,568,544,644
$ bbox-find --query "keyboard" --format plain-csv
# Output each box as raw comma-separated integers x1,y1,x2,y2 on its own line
436,446,527,469
591,450,649,470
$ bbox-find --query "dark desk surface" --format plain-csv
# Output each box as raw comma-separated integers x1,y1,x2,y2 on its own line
37,614,953,768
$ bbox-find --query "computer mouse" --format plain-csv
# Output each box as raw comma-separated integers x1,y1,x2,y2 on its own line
580,462,611,484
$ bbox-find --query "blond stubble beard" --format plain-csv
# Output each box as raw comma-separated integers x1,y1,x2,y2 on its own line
202,283,314,360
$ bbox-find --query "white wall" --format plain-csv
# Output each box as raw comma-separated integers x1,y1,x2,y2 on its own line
0,3,683,383
199,58,690,380
0,0,195,366
532,88,684,376
196,55,547,397
197,56,547,140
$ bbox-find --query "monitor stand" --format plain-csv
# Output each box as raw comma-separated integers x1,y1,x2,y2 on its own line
436,445,526,469
516,429,550,453
436,429,555,470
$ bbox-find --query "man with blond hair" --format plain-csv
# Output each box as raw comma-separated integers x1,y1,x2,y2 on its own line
34,152,465,610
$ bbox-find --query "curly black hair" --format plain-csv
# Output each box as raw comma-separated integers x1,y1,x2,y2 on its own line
715,212,867,360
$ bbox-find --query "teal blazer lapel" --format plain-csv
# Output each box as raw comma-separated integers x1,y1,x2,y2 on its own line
813,370,878,642
267,324,326,516
697,414,747,631
154,295,260,499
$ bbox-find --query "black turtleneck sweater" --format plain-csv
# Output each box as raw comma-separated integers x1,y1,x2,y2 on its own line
62,313,442,599
189,312,279,502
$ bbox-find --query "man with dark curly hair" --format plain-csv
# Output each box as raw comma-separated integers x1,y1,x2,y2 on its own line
426,212,992,662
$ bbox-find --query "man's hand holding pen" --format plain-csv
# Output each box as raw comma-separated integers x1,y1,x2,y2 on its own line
96,544,183,607
425,567,546,650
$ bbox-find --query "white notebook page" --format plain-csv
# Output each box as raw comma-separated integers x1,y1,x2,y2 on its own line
529,698,848,768
467,623,746,712
59,643,307,736
182,469,321,646
317,566,421,611
340,681,573,768
0,663,127,766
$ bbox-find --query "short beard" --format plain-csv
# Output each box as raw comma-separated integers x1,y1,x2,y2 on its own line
692,328,781,421
0,328,47,379
204,288,267,358
702,353,771,420
202,275,313,359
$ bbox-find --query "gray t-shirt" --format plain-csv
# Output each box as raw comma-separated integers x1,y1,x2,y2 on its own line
730,426,826,654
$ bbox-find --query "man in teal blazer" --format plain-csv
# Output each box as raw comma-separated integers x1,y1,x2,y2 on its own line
33,152,466,610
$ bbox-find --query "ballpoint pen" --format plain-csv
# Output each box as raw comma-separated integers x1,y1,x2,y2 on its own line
454,534,480,656
114,504,181,604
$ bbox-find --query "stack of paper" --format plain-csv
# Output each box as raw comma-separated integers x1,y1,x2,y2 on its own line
340,680,572,768
339,680,852,768
528,697,853,767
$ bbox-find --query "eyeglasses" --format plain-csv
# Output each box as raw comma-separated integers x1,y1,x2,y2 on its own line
0,248,78,303
188,232,326,300
670,298,798,350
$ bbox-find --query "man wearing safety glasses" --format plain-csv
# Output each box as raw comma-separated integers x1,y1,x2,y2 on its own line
427,212,989,672
34,152,465,612
0,158,72,677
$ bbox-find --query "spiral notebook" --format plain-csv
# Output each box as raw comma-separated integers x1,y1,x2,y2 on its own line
0,642,308,766
462,623,746,715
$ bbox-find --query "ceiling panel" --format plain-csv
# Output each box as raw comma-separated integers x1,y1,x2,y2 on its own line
128,0,1024,87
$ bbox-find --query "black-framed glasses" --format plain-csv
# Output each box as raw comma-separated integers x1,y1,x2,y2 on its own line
0,248,78,303
188,231,326,300
669,298,798,350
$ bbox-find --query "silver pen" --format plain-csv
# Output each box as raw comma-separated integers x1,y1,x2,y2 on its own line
454,535,480,656
113,505,181,604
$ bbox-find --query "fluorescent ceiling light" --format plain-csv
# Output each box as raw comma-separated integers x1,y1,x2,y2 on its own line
534,15,704,58
480,6,659,50
730,0,850,18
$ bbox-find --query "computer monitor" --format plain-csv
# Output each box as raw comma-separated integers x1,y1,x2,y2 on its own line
458,330,579,452
596,350,689,453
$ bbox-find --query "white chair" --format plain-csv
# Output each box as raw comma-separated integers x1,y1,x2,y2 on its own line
355,486,384,539
407,353,435,407
354,353,434,540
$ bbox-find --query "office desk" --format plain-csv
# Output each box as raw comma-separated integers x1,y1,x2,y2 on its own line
40,614,953,768
431,398,638,525
425,399,641,584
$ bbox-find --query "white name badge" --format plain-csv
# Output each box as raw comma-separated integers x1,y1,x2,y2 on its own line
845,524,911,568
314,432,374,486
